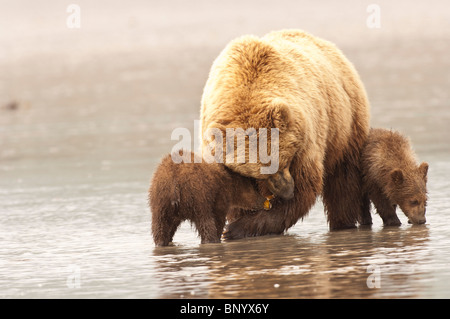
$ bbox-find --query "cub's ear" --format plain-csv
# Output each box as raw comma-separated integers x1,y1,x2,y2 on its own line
391,169,404,185
270,99,291,131
418,162,429,180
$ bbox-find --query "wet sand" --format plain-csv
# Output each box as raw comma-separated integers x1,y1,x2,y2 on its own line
1,0,450,298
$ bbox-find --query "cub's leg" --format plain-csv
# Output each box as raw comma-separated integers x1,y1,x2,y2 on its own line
369,186,401,226
193,206,222,244
152,209,182,246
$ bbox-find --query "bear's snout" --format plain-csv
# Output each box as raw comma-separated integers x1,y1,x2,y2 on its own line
267,167,295,200
408,217,426,225
418,217,426,224
407,208,426,225
280,185,295,200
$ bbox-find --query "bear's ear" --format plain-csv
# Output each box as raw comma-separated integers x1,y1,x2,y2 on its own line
418,162,429,180
270,99,291,131
205,121,226,134
391,169,404,185
203,122,226,143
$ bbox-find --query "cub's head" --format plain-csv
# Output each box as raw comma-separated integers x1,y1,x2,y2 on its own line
390,162,429,224
234,175,268,211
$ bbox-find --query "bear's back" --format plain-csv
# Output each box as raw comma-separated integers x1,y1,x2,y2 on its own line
201,29,370,182
160,151,228,187
362,128,417,184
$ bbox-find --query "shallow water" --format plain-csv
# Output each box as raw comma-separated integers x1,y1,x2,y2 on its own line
1,0,450,298
2,167,450,298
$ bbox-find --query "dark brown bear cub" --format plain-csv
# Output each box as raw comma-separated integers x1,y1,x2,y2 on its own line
149,151,267,246
360,128,429,226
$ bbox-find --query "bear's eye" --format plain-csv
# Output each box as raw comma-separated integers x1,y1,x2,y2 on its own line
410,200,419,206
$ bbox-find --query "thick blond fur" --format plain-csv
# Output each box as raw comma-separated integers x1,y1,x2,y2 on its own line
200,30,371,236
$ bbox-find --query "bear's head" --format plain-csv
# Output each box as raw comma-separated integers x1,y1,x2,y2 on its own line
266,166,295,200
390,162,429,224
234,176,269,211
202,99,298,200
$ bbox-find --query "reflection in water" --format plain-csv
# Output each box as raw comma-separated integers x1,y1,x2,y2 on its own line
153,226,431,298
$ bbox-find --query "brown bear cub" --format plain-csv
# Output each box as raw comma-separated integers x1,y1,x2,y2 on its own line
360,128,429,226
149,150,267,246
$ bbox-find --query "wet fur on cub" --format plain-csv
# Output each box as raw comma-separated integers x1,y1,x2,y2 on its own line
360,128,429,226
149,151,266,246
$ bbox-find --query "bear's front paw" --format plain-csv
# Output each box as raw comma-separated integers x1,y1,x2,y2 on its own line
383,217,402,227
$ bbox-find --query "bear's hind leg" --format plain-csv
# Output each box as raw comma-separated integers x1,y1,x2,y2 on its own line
323,159,364,230
215,216,227,242
359,192,372,226
193,212,222,244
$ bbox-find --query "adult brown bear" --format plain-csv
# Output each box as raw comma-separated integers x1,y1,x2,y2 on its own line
200,30,370,238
